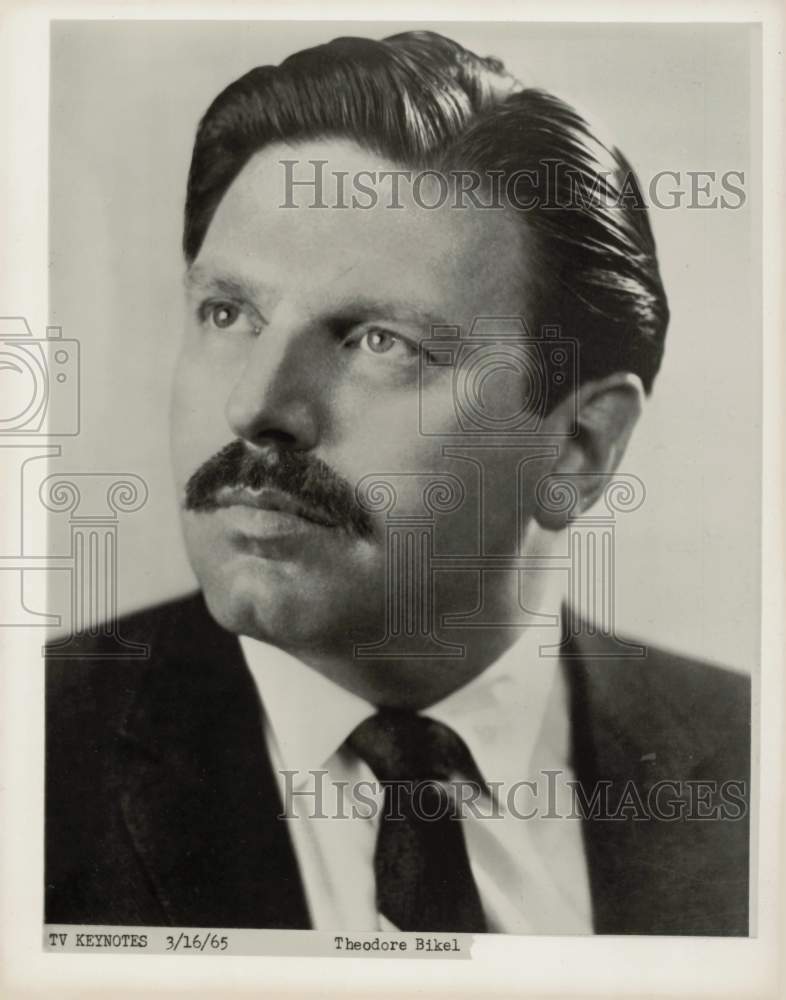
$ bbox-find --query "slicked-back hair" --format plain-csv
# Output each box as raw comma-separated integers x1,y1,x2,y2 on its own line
184,31,669,395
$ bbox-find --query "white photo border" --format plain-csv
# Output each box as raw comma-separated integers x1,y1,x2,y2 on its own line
0,1,783,997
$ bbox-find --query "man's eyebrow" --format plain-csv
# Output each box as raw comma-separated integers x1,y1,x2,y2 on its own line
183,266,274,303
329,297,451,332
185,270,451,331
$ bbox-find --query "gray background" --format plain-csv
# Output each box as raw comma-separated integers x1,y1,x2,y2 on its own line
48,20,760,672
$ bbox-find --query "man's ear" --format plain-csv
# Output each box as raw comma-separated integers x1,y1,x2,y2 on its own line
534,372,644,530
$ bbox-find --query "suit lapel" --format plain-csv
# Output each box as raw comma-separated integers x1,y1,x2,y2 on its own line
116,595,310,929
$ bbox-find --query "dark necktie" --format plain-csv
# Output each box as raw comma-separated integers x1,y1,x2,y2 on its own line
347,709,488,933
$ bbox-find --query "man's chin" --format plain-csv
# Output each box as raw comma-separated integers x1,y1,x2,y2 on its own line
197,556,383,654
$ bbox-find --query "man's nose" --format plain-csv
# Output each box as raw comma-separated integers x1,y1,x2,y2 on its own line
225,321,323,451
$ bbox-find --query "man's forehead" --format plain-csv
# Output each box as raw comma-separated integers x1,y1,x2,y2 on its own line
202,138,525,246
193,138,528,317
235,137,450,209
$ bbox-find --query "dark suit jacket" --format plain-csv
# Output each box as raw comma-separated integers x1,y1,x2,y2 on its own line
45,592,751,935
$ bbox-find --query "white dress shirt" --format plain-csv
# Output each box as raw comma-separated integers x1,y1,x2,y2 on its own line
240,588,593,934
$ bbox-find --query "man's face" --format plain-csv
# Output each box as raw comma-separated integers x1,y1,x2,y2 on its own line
171,139,531,662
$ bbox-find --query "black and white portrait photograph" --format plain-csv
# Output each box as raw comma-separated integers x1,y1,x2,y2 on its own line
0,3,783,998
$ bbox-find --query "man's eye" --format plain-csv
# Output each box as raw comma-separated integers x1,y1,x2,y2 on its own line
205,302,240,329
352,328,417,359
197,301,258,334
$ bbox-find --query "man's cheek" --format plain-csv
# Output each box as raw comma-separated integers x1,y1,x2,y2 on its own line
335,404,446,476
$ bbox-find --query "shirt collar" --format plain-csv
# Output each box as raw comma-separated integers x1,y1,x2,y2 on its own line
241,635,374,784
425,570,567,790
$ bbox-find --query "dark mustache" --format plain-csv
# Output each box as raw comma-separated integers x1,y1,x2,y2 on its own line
183,440,374,539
